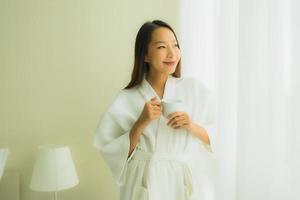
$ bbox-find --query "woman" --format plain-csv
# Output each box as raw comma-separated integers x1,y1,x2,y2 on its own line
94,20,216,200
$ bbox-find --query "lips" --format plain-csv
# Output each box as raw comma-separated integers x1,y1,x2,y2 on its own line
163,61,176,66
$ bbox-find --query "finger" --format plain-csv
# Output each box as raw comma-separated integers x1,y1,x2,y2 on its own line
150,104,161,109
150,100,161,106
172,120,190,129
167,111,184,119
172,120,184,129
171,118,189,129
152,107,162,112
151,103,162,110
150,97,161,104
167,116,180,126
182,121,189,127
167,112,178,119
168,115,185,126
167,118,176,126
172,120,187,129
170,119,181,128
171,121,183,128
150,96,157,101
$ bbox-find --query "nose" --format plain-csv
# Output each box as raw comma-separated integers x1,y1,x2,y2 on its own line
167,46,176,58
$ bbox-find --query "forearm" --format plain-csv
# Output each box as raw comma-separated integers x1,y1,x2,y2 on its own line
189,123,210,145
128,119,147,157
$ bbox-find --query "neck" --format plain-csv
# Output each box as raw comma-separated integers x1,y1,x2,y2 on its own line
146,73,169,98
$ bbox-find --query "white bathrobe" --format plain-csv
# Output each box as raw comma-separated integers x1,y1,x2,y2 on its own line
94,75,216,200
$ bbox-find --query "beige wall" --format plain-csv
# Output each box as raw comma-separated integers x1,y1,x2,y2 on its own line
0,0,179,199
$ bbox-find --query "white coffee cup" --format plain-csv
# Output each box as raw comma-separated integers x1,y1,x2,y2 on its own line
161,100,184,118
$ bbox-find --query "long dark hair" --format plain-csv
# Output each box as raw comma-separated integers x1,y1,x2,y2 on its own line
124,20,181,89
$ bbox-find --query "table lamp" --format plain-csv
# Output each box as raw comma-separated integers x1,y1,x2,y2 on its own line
0,148,9,181
30,145,79,200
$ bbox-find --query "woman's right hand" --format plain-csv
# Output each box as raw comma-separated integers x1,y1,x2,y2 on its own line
137,96,162,127
128,97,162,157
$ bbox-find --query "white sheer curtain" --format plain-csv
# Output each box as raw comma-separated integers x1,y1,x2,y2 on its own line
179,0,300,199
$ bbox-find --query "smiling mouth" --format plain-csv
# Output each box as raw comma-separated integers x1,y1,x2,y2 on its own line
163,61,176,66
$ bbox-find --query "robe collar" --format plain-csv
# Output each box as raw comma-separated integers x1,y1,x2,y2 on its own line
138,74,176,102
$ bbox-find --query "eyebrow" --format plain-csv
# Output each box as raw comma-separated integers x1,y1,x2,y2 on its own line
153,40,177,45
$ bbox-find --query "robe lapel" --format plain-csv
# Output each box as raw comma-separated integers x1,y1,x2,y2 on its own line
137,74,176,102
137,74,178,152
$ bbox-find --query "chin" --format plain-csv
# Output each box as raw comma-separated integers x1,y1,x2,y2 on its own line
169,66,177,74
158,65,177,75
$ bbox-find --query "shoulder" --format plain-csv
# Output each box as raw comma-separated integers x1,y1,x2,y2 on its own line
116,87,137,99
105,86,140,114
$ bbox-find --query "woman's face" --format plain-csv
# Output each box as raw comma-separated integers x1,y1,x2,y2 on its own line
145,27,181,76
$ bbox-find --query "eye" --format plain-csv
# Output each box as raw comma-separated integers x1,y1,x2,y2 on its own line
157,46,166,49
174,44,179,48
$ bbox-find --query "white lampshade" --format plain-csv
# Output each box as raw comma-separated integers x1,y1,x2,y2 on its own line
30,145,79,192
0,148,9,180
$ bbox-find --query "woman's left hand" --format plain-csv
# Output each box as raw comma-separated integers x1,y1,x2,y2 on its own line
167,112,194,132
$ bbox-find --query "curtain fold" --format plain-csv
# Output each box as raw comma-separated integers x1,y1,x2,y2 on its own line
179,0,299,199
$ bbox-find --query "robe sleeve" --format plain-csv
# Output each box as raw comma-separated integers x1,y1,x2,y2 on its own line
193,80,217,154
93,110,137,186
